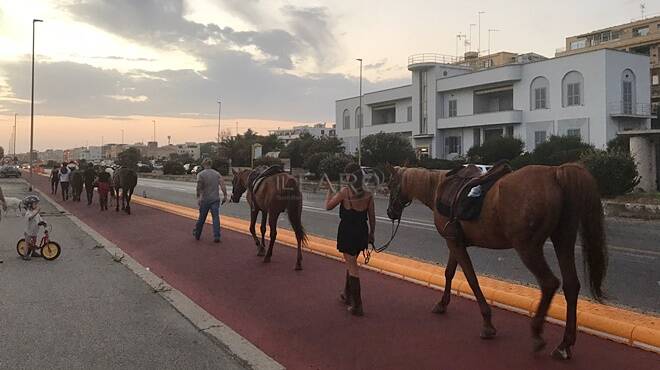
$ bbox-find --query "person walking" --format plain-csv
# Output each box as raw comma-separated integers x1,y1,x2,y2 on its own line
325,162,375,316
50,164,60,195
59,162,71,201
0,185,6,263
193,159,228,243
83,163,97,205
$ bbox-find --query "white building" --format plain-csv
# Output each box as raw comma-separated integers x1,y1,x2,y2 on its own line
269,122,336,145
176,142,201,160
336,49,652,159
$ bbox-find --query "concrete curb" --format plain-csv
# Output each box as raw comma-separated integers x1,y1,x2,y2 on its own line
30,181,285,370
603,200,660,220
132,195,660,355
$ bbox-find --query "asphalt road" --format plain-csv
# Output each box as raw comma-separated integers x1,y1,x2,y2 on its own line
135,177,660,314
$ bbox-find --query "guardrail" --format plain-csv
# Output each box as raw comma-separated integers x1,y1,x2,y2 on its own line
608,101,652,116
408,53,462,67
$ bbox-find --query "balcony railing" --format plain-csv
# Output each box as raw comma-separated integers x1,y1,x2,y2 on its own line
608,102,653,117
408,53,466,68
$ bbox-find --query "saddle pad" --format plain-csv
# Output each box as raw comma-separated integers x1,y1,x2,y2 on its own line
249,165,285,194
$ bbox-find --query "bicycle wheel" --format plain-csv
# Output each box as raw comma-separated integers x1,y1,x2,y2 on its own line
16,239,28,257
42,241,61,261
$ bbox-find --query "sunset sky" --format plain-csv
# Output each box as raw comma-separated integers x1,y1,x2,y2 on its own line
1,0,658,152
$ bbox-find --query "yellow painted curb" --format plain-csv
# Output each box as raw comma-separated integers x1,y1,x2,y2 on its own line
132,195,660,354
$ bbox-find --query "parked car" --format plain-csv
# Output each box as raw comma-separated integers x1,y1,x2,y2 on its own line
190,165,202,175
0,165,22,178
464,164,493,174
136,163,154,173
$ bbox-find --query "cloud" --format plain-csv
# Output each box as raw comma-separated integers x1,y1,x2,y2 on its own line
365,59,388,70
220,0,265,25
281,5,338,69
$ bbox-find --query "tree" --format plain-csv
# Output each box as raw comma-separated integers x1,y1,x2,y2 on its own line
117,147,141,169
199,142,219,158
532,135,594,166
467,136,524,164
607,136,630,154
360,132,416,168
258,134,285,154
582,149,640,198
253,156,283,168
303,152,332,178
163,161,185,175
280,133,317,168
0,146,4,158
319,154,354,181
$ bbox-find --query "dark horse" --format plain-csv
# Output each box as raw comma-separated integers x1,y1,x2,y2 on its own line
112,167,138,214
231,168,307,270
70,169,84,202
385,163,606,360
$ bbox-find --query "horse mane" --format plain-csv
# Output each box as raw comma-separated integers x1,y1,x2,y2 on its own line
399,167,449,209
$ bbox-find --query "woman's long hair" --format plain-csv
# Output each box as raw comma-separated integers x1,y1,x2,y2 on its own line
344,162,364,197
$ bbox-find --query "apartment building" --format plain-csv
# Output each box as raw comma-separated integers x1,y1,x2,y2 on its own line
269,122,336,146
336,49,651,160
176,142,201,160
556,15,660,127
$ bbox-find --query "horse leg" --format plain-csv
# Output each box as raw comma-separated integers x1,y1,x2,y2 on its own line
250,209,263,255
263,211,278,263
125,187,133,214
448,242,496,339
115,188,120,212
260,211,267,251
550,232,580,360
515,243,560,353
432,253,457,314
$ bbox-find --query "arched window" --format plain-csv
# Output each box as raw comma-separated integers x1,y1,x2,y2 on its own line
355,107,362,128
622,69,636,114
562,71,584,107
342,109,350,129
530,76,549,110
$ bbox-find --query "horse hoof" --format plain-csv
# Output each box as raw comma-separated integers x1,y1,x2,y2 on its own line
533,337,547,352
257,250,265,257
431,302,447,314
294,264,302,271
480,326,497,340
551,346,571,360
263,257,271,263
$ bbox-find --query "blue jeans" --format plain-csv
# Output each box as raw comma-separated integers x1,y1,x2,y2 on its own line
195,200,221,240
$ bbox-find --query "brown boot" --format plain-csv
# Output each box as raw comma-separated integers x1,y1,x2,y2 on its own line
339,271,351,305
347,276,363,316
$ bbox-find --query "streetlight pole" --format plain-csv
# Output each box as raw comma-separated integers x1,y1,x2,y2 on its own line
217,99,222,144
478,11,485,55
30,19,43,187
356,58,363,166
152,120,156,142
13,113,17,158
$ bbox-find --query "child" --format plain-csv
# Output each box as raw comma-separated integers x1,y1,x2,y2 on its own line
23,195,45,261
97,172,111,211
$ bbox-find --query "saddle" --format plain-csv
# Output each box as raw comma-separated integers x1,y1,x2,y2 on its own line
248,165,285,194
436,160,513,241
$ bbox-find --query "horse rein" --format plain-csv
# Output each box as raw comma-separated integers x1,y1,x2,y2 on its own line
363,186,411,264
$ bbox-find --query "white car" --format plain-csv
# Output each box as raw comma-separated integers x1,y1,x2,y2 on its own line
465,164,492,174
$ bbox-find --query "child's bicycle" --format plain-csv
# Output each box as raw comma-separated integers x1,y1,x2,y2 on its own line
16,223,62,261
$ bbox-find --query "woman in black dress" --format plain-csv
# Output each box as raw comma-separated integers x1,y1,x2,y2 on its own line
325,162,375,316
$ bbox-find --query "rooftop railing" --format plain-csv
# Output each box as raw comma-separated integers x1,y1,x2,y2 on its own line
407,53,465,68
609,101,653,116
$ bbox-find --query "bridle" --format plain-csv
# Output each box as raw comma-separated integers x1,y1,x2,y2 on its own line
363,179,412,264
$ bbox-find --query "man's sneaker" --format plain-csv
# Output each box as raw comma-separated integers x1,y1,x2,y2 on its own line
192,228,200,241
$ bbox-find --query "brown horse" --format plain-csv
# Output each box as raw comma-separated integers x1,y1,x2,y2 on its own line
385,163,606,360
112,167,138,214
230,168,307,270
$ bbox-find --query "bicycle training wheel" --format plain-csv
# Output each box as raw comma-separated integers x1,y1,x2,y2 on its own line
41,242,61,261
16,239,28,257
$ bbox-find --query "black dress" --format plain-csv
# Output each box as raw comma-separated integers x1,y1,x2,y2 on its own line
337,195,369,256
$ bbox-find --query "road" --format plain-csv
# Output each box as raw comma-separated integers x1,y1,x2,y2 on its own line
135,177,660,314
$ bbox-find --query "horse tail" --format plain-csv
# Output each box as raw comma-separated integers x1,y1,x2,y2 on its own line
555,163,607,301
284,176,308,249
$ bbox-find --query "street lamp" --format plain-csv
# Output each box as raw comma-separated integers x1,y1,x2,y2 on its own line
30,18,43,188
356,58,363,166
217,99,222,143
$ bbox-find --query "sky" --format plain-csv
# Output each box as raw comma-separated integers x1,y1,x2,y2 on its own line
0,0,658,152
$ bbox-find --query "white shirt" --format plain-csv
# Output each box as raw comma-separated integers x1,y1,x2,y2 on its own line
59,168,71,182
25,208,42,237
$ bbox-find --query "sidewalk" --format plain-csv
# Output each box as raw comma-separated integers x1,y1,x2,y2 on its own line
0,178,246,369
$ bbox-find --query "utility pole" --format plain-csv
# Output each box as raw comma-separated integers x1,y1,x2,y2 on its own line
217,99,222,143
13,113,17,158
30,19,43,187
356,58,363,166
478,11,485,55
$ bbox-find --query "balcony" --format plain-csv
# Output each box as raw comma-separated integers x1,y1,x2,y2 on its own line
438,110,522,129
408,53,465,70
609,102,654,118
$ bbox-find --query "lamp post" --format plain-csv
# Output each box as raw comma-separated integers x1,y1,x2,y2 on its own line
356,58,363,166
217,99,222,144
30,19,43,188
13,113,17,158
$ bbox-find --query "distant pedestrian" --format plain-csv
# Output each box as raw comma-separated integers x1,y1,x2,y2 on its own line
83,163,97,205
193,159,228,243
59,162,71,201
50,164,60,195
325,162,375,316
97,172,111,211
0,185,6,262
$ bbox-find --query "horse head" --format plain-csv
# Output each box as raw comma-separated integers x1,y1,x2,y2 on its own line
385,163,411,221
230,168,249,203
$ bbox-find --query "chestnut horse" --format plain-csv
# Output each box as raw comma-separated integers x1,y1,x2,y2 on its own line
230,168,308,270
385,163,606,360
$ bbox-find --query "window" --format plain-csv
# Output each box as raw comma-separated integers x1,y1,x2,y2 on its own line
622,69,636,114
534,131,547,145
567,128,581,138
570,39,586,50
530,76,549,110
444,136,461,155
505,126,514,137
601,31,610,42
473,128,481,147
342,109,350,129
562,71,584,107
653,75,659,85
448,100,457,117
407,106,413,121
355,107,362,128
567,83,581,106
633,26,649,37
484,128,503,141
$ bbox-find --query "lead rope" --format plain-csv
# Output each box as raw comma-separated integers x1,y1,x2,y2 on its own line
363,217,403,265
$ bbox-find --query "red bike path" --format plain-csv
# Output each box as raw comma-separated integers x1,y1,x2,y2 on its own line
29,175,658,369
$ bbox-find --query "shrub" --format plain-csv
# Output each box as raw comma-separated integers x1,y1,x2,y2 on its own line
253,156,283,168
163,161,185,175
303,152,332,178
467,136,524,164
607,135,630,154
509,152,534,170
582,150,640,198
532,135,593,166
212,158,230,175
417,158,464,170
361,132,416,167
319,154,353,181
